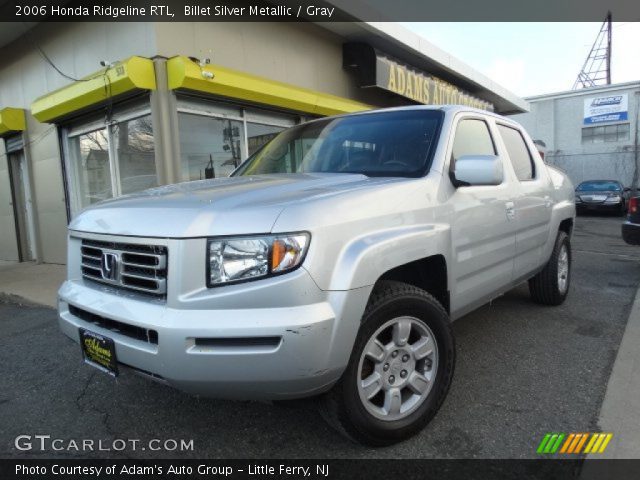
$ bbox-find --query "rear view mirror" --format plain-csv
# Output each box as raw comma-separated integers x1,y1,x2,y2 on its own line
454,155,503,186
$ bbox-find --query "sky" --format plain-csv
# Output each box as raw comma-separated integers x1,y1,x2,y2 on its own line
402,22,640,98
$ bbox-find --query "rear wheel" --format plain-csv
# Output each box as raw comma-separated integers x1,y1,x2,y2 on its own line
320,281,455,446
529,231,571,305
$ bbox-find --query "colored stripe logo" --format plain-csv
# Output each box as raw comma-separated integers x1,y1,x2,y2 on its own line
537,433,613,454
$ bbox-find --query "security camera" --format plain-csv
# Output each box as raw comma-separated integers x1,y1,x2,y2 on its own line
100,60,115,68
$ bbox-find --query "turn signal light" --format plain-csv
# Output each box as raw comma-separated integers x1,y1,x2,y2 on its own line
629,197,638,214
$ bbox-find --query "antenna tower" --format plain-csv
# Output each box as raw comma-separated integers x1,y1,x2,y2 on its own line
573,11,612,89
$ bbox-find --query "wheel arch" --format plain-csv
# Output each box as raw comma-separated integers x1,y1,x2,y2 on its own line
325,224,452,297
559,217,574,238
374,255,449,314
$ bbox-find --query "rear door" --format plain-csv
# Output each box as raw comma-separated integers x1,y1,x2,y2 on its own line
447,115,517,317
496,123,552,281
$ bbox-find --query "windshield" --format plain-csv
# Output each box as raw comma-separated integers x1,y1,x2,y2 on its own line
233,110,444,178
576,181,622,191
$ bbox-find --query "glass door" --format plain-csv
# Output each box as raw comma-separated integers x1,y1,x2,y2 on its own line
7,149,36,261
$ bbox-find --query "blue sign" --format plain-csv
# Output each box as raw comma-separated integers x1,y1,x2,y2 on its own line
584,94,628,125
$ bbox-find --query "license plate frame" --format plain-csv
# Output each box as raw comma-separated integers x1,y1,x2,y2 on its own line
79,328,119,377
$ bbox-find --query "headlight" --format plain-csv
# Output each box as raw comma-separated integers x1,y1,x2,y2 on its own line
574,195,582,203
605,195,621,203
207,232,310,286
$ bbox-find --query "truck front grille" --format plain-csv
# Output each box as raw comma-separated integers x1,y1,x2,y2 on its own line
80,239,168,296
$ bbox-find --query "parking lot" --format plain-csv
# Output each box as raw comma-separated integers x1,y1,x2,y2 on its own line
1,215,639,459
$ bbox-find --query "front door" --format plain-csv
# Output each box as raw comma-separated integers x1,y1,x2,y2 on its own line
447,116,517,317
0,144,20,261
7,147,35,262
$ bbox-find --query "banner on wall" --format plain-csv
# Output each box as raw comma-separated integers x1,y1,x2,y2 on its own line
583,94,628,125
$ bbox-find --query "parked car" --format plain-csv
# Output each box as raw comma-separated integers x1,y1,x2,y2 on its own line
622,196,640,245
575,180,628,215
58,106,575,446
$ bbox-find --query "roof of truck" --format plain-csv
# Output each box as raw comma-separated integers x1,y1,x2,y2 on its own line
309,104,519,124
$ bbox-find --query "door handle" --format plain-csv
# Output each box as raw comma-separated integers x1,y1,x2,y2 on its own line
505,201,515,221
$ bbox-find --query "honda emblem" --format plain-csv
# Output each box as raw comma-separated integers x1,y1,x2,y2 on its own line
101,252,118,281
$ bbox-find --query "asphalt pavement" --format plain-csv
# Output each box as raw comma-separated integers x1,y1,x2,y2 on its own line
1,214,639,459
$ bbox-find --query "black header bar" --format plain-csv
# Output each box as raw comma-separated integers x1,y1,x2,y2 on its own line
1,0,639,22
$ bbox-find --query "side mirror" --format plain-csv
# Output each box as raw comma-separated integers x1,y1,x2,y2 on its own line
453,155,503,186
624,187,631,192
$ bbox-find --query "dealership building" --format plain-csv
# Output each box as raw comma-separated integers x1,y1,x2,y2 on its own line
513,81,640,189
0,20,526,264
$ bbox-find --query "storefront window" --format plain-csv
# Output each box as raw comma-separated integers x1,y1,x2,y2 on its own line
112,116,157,194
65,107,157,216
176,98,299,182
68,128,112,208
178,113,245,181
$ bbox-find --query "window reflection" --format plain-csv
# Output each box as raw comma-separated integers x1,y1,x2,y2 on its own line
178,113,245,181
112,115,157,194
69,128,112,209
247,123,285,156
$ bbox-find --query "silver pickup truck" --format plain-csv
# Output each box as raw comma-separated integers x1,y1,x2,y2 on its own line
58,105,575,446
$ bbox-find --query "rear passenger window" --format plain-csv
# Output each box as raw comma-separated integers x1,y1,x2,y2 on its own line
497,125,535,181
451,119,496,161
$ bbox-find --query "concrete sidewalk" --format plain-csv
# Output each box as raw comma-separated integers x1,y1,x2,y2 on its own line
589,285,640,459
0,261,65,308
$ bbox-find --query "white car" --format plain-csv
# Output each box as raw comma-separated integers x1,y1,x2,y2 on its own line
58,106,575,445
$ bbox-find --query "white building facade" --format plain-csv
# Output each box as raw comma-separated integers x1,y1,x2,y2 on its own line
514,82,640,189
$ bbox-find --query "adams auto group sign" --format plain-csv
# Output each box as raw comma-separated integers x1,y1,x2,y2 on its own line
343,43,493,112
584,94,628,125
379,57,492,111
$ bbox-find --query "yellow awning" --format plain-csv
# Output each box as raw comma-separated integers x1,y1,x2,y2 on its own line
0,107,26,136
167,56,371,116
31,56,156,123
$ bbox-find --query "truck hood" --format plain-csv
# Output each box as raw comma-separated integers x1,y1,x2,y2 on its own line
69,173,406,238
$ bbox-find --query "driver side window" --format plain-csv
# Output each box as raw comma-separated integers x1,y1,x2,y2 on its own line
451,119,496,169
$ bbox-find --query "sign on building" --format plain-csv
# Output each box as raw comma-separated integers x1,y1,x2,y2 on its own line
343,43,494,112
583,94,628,125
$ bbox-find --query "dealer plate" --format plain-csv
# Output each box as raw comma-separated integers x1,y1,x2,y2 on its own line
79,328,118,377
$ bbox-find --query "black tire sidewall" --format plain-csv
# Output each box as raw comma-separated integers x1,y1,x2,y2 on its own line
339,291,454,444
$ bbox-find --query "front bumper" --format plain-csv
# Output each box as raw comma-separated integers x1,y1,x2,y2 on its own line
576,201,623,213
58,273,371,400
622,221,640,245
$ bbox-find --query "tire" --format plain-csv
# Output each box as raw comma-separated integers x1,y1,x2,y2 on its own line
319,281,455,446
528,231,571,306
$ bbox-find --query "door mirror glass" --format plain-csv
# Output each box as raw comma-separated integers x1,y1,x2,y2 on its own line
454,155,503,186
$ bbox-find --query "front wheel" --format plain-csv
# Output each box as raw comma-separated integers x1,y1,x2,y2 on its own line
529,231,571,305
320,281,455,446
